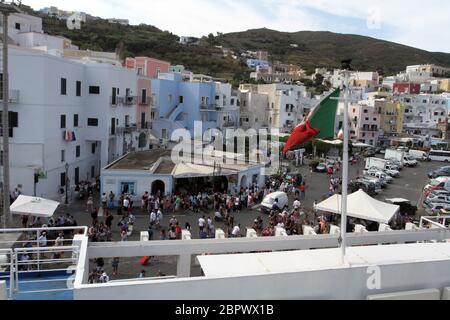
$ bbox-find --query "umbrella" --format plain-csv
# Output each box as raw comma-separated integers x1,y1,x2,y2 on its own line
10,195,60,218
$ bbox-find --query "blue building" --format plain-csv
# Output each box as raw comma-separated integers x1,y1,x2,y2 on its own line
246,59,270,69
150,73,219,142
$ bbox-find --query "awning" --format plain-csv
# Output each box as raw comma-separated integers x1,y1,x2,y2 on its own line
172,163,236,179
315,189,400,224
352,143,373,148
316,139,343,145
10,195,60,218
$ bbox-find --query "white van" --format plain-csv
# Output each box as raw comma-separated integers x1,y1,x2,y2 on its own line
261,192,289,214
408,150,429,161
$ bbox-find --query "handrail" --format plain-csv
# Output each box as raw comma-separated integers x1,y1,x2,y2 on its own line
0,226,88,237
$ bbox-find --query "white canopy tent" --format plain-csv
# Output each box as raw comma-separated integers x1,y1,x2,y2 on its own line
10,195,60,218
315,189,400,224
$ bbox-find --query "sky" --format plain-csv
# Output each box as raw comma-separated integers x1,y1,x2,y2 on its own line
25,0,450,53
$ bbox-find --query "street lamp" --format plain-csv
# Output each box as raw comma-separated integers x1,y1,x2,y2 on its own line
65,163,69,205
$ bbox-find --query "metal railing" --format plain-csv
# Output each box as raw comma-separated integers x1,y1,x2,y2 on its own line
138,96,152,106
200,103,219,111
0,226,86,299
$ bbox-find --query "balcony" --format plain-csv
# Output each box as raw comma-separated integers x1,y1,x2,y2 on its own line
0,90,20,103
112,124,138,135
138,96,152,106
222,121,236,128
111,96,137,106
119,96,137,106
200,103,220,111
138,122,152,130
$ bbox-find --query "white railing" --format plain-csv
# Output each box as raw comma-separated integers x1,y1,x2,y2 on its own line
0,226,87,299
80,228,450,284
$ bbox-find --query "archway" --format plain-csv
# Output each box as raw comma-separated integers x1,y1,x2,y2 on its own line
151,180,165,196
240,175,248,190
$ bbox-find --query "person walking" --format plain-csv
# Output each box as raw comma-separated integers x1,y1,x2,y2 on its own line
300,183,306,200
112,257,119,276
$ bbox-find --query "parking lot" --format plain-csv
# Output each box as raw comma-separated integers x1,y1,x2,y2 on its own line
292,156,444,216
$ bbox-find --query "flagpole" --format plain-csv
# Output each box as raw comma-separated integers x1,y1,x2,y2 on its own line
340,68,350,264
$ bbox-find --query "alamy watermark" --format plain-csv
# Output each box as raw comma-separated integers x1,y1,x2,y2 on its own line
170,122,281,176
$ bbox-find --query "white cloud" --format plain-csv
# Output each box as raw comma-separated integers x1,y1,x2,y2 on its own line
24,0,450,52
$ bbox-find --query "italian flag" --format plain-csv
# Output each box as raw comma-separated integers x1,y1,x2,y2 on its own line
283,89,341,154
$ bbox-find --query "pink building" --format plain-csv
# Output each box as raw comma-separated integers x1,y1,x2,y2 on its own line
125,56,170,78
349,102,380,146
124,57,171,138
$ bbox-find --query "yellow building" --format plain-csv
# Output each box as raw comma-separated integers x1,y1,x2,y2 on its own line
375,100,404,136
440,79,450,92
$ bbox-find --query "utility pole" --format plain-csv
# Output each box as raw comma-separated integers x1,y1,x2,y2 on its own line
0,1,21,228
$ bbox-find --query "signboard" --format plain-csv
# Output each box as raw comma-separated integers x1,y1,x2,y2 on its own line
38,171,47,179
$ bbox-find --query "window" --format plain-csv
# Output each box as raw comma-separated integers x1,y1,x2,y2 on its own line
91,166,95,179
60,78,67,95
76,146,80,158
73,114,79,127
87,118,98,127
168,94,172,104
61,150,65,162
121,182,136,195
60,115,66,129
91,143,96,154
179,96,184,104
111,87,118,105
75,167,80,185
89,86,100,94
125,115,130,127
15,23,20,30
363,109,368,113
137,68,143,75
76,81,81,96
141,89,147,104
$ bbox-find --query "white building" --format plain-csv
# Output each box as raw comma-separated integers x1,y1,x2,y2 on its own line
397,93,450,125
1,13,78,51
4,46,140,200
239,84,313,133
332,70,379,92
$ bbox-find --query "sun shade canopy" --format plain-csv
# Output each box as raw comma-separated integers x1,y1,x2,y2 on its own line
10,195,60,218
315,189,400,224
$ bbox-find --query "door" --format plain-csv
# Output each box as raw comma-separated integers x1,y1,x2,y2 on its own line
75,167,80,185
141,112,146,129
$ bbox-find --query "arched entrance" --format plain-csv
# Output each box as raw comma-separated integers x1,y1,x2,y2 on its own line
240,175,248,190
151,180,165,196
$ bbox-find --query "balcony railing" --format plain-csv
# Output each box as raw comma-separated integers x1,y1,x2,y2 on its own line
111,96,137,106
116,124,138,135
119,96,137,106
200,103,220,111
222,121,236,128
138,96,152,106
0,90,20,103
138,122,152,130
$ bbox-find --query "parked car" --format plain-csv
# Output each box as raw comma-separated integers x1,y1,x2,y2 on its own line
428,166,450,179
261,192,289,214
316,163,328,173
424,201,450,215
386,159,404,170
357,177,382,193
385,164,400,176
349,181,377,197
364,169,393,184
